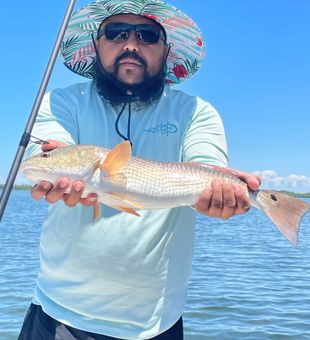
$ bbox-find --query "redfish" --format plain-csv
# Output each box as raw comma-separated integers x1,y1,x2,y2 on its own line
21,141,310,246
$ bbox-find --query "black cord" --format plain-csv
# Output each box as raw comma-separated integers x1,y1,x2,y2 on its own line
115,102,128,141
127,101,132,144
114,101,133,148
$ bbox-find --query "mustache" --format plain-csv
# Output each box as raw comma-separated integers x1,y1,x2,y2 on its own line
115,51,147,68
93,57,166,106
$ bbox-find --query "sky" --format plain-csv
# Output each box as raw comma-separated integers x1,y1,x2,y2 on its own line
0,0,309,192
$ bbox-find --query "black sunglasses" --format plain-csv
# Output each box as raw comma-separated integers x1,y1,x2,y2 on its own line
97,22,166,44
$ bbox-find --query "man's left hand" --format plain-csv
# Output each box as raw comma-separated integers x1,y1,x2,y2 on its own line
193,168,261,220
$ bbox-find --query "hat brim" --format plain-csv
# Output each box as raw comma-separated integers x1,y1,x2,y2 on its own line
61,0,205,84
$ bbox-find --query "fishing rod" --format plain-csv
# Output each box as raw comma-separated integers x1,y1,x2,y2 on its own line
0,0,76,222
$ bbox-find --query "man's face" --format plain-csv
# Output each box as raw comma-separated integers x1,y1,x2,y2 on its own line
96,14,167,85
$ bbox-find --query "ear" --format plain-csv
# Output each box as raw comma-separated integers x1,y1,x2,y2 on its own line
94,38,99,49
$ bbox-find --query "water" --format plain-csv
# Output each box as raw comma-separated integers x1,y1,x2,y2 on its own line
1,190,310,339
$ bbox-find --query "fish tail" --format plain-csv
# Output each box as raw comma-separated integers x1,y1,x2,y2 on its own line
253,190,310,247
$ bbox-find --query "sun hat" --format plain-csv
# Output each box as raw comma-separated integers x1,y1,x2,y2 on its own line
61,0,205,85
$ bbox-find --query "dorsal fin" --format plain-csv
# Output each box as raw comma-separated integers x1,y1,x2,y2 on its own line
100,141,132,176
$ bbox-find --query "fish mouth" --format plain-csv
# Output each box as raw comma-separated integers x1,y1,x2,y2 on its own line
20,165,51,178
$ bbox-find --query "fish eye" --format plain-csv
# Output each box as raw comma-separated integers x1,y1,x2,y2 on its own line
41,152,51,158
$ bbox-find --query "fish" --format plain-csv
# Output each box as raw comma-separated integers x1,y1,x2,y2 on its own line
20,141,310,247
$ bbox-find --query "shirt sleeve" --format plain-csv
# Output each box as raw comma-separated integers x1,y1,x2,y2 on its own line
24,89,79,160
182,97,228,167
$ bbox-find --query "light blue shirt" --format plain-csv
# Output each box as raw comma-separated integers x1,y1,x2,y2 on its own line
25,81,228,339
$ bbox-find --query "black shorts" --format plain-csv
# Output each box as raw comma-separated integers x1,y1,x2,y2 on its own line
18,303,184,340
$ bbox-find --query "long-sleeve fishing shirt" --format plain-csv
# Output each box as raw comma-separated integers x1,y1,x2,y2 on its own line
25,81,228,339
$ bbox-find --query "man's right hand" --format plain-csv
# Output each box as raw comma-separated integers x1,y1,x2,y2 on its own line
31,139,98,207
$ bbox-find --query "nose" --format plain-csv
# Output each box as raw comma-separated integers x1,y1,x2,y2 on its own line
122,31,140,52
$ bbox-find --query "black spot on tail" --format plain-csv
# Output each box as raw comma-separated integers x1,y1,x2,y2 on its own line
270,194,278,201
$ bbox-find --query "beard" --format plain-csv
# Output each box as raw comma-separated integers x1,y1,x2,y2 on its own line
93,51,166,106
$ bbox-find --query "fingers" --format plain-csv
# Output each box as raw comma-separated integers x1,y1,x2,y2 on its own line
215,180,237,219
194,179,251,220
63,181,84,207
208,179,227,218
205,179,239,219
31,181,53,201
233,184,251,216
41,139,67,152
80,194,98,207
245,175,261,191
63,182,98,207
210,165,261,192
44,177,71,204
194,187,213,214
31,178,98,208
228,169,261,192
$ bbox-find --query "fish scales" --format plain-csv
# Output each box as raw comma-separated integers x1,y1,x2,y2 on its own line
120,158,246,204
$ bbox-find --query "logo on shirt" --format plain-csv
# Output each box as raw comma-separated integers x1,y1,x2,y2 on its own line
143,122,177,136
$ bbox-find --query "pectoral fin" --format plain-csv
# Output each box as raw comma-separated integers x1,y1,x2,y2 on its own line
108,192,144,210
102,192,143,216
110,206,141,217
100,141,132,176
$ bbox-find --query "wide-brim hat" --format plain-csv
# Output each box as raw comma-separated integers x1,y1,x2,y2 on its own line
61,0,205,85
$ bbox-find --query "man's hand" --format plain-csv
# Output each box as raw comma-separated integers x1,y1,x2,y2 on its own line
31,139,98,207
194,167,261,220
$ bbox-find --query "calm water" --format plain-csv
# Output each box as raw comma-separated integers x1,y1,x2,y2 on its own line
1,190,310,339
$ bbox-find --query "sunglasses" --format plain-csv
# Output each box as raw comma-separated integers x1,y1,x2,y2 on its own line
97,22,166,44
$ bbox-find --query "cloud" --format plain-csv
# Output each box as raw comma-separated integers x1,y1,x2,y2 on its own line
254,170,310,193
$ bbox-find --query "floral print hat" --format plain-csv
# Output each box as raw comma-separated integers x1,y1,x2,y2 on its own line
61,0,205,85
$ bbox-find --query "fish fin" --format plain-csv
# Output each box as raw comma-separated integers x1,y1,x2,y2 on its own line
108,192,144,210
110,205,141,216
256,190,310,247
102,192,143,216
93,203,101,223
100,141,132,176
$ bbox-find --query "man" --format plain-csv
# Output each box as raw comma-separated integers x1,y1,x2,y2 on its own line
19,1,260,339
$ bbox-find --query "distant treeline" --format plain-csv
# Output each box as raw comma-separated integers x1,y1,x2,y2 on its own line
0,184,32,190
277,191,310,198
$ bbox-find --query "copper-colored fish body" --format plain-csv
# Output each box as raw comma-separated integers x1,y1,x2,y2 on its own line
21,141,310,246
